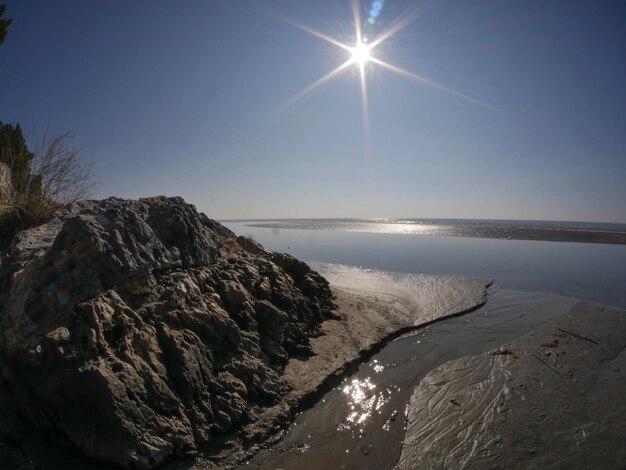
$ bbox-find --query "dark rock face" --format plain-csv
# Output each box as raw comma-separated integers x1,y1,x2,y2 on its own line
0,197,333,469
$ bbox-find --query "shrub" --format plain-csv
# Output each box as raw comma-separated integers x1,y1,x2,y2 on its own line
0,131,94,250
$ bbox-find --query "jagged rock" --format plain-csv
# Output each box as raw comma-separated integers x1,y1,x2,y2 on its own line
236,236,263,255
0,196,334,469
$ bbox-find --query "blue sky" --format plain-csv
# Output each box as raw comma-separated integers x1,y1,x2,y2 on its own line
1,1,625,222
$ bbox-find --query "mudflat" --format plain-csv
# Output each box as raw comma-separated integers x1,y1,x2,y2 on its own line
230,271,491,465
397,301,626,469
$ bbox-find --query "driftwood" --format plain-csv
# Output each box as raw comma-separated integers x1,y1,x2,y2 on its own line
557,327,599,345
531,353,562,376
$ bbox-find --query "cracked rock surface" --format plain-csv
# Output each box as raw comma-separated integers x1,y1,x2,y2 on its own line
0,197,334,469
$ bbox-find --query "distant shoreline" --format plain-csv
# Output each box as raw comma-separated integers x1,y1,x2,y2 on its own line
231,219,626,245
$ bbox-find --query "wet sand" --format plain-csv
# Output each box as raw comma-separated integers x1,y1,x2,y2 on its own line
237,268,490,460
397,301,626,469
241,288,578,469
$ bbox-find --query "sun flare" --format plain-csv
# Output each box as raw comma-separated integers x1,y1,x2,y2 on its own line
350,42,372,66
272,1,506,122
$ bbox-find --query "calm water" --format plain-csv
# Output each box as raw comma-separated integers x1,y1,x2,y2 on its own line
241,287,578,470
223,220,626,308
233,217,626,233
240,218,626,244
222,220,626,469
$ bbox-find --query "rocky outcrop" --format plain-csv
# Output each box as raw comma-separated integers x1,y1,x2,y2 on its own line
0,197,334,469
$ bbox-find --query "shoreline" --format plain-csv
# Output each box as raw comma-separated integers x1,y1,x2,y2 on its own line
204,273,491,466
1,198,623,469
244,221,626,245
2,270,624,469
242,287,580,469
0,277,491,470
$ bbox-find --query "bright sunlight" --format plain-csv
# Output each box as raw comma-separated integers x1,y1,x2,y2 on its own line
350,42,372,66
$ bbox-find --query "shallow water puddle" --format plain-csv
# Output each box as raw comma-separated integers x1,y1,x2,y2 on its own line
241,287,578,469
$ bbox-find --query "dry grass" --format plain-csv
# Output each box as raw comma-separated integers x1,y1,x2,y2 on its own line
0,132,94,248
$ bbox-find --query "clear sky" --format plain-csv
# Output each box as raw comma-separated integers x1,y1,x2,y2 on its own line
1,1,625,222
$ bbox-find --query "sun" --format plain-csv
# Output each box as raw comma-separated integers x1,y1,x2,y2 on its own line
271,1,506,121
350,42,372,66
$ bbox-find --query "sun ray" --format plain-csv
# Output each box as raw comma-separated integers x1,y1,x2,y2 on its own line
270,60,354,119
369,0,437,49
272,11,351,51
352,0,363,44
269,1,511,127
359,62,371,155
370,57,510,116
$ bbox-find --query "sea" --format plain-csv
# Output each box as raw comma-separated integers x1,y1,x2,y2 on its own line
222,218,626,469
222,218,626,309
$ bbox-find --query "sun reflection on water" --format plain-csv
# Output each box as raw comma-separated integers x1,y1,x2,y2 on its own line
337,374,393,433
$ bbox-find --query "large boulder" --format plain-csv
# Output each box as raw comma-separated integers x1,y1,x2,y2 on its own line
0,196,334,469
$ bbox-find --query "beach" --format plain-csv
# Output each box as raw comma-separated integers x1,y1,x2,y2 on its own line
3,1,625,467
1,208,625,469
224,219,626,469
